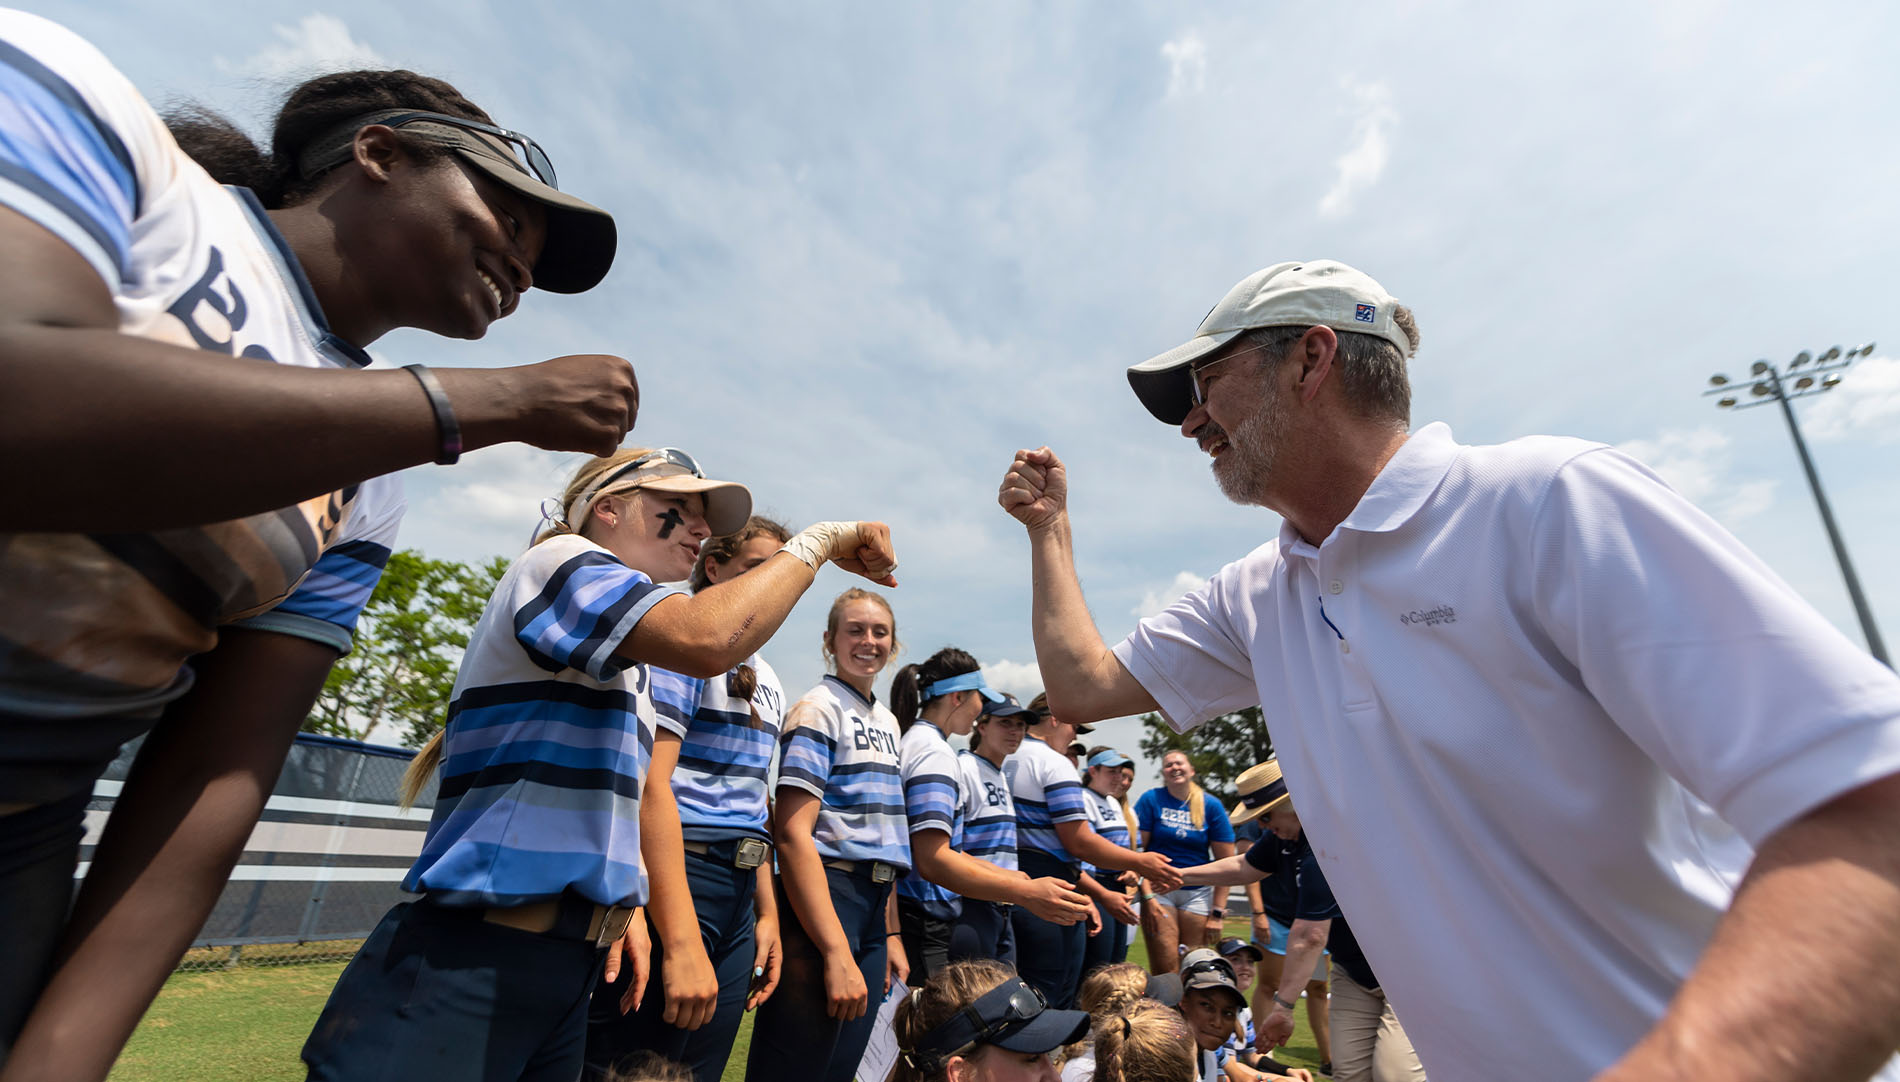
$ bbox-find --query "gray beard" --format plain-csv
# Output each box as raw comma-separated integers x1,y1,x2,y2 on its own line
1211,380,1289,506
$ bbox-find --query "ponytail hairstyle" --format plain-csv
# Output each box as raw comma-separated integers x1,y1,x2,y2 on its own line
821,588,900,672
534,447,657,545
1088,744,1139,841
166,70,497,209
891,960,1014,1082
398,728,443,811
1093,1000,1196,1082
890,647,980,733
689,515,793,729
1065,963,1149,1062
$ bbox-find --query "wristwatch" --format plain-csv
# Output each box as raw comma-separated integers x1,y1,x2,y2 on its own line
1271,992,1299,1012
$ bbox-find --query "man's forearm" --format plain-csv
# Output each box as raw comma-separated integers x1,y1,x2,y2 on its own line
1597,774,1900,1082
1276,920,1330,1003
1181,854,1268,887
1027,515,1117,718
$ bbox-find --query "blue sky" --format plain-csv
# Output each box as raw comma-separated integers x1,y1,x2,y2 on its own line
43,1,1900,795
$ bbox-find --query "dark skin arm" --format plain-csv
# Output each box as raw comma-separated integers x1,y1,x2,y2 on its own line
0,628,336,1082
0,206,639,532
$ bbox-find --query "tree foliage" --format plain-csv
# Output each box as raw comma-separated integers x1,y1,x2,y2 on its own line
1137,706,1274,806
304,549,507,747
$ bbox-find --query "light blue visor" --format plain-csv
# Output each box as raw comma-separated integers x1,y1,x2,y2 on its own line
921,671,1005,703
1087,750,1133,770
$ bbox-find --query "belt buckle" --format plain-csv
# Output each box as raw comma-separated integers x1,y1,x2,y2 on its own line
734,838,770,870
870,862,896,884
595,905,635,948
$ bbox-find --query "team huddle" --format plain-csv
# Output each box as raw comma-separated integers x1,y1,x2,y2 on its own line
5,7,1900,1082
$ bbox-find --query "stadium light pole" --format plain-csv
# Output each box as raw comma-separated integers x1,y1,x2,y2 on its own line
1704,344,1888,666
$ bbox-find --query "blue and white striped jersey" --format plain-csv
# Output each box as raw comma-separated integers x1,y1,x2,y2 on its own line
777,676,910,870
897,721,963,919
665,656,785,843
956,750,1017,873
0,10,404,719
1082,788,1132,878
1005,736,1089,866
404,534,682,908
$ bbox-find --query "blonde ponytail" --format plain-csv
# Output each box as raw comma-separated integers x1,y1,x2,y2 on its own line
398,729,445,810
1187,780,1205,832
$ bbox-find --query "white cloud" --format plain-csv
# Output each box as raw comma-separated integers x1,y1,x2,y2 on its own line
218,14,385,78
1318,80,1397,219
1616,427,1777,522
1134,570,1209,619
1803,355,1900,445
1160,33,1207,98
981,658,1045,700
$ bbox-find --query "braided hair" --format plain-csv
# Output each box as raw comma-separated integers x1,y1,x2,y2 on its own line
167,70,495,208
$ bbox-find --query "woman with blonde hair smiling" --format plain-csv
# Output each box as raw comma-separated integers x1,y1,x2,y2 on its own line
1136,751,1236,972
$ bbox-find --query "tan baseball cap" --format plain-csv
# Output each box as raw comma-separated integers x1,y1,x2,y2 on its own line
1127,260,1409,425
299,108,616,294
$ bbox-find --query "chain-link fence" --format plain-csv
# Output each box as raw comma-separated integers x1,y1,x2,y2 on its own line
85,732,432,973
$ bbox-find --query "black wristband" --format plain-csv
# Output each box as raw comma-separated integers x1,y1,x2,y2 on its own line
403,364,462,465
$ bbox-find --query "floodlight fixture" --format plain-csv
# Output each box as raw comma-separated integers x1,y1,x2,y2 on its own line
1709,374,1730,387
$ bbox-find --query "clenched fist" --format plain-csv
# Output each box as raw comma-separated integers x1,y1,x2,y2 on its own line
998,446,1067,531
442,353,639,457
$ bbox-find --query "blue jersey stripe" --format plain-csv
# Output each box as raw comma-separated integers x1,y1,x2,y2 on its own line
0,39,135,276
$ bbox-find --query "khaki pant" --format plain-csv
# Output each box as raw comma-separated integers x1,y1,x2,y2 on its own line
1329,969,1426,1082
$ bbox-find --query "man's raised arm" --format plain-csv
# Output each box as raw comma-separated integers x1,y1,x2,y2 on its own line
998,447,1158,724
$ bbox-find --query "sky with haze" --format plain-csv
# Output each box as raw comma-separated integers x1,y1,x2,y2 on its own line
39,0,1900,797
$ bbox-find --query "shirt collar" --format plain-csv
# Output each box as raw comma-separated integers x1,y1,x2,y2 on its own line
824,673,876,708
227,186,373,369
1278,422,1461,555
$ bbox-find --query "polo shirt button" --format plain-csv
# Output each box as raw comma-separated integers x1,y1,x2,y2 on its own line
1328,580,1343,595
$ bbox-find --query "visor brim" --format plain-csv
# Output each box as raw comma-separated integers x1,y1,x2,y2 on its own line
1126,330,1240,426
453,148,616,295
989,1008,1092,1055
630,475,753,536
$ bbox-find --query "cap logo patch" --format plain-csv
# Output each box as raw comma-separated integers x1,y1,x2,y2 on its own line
1354,304,1376,323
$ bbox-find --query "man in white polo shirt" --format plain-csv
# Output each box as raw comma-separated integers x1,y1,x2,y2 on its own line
996,260,1900,1082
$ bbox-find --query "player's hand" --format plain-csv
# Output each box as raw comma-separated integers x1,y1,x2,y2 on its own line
885,933,910,996
448,354,639,456
1138,851,1183,892
831,521,898,587
1085,901,1103,936
1251,912,1273,946
660,937,719,1031
610,909,653,1014
824,947,870,1020
1021,877,1093,925
746,915,783,1011
1104,891,1140,926
998,447,1068,531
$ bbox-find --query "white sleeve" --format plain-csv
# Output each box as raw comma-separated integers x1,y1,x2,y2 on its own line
0,10,182,288
1112,558,1264,731
1532,447,1900,843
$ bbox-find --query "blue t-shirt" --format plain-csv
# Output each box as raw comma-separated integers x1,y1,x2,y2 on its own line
1134,787,1234,869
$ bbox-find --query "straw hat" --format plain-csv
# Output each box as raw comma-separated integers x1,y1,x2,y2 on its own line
1228,759,1292,825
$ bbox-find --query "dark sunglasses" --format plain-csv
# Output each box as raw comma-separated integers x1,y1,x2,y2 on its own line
375,110,560,189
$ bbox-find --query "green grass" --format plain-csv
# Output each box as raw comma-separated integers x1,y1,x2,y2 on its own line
107,920,1322,1081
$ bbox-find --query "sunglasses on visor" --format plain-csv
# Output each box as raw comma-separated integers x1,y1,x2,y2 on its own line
913,981,1048,1060
371,110,561,189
